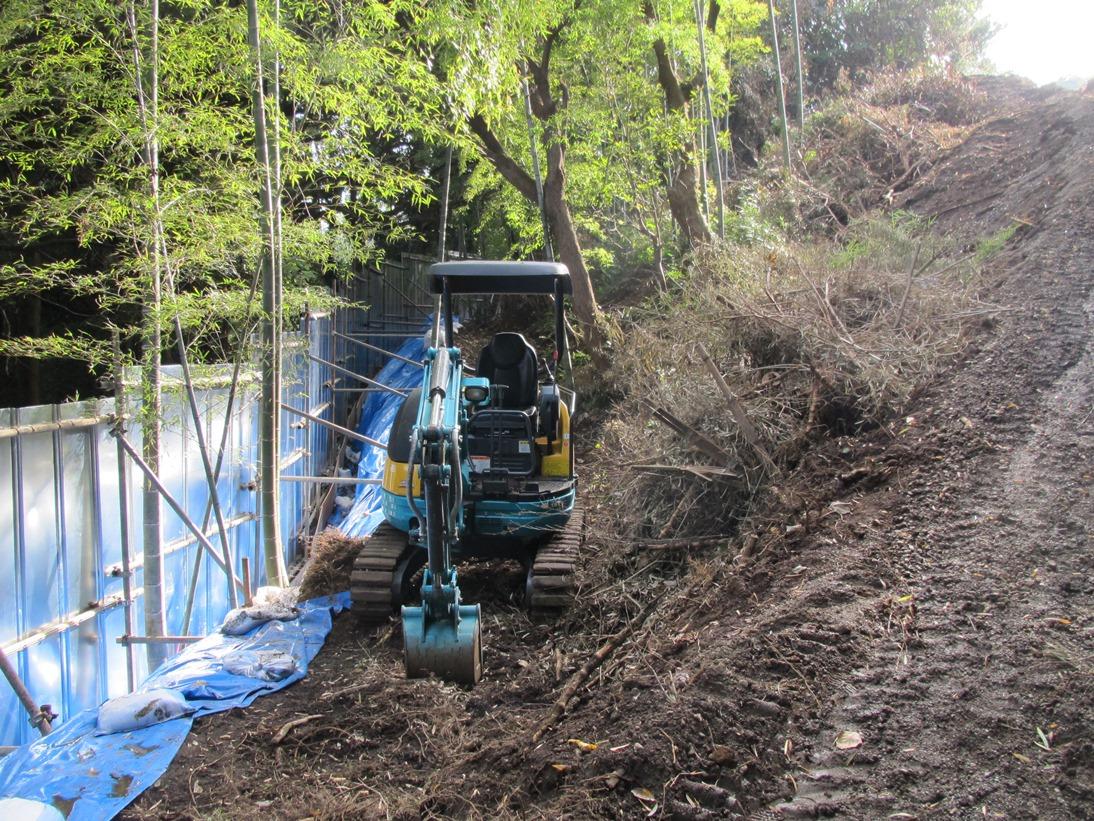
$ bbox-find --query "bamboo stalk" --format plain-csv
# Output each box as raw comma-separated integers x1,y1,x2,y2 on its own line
789,0,805,138
523,79,553,261
246,0,286,588
437,145,453,261
126,0,167,670
695,0,724,238
767,0,792,169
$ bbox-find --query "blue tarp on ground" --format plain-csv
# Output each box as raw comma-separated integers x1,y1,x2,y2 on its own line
0,592,348,820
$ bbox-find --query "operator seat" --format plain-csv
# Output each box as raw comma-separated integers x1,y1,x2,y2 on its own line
467,333,540,480
477,332,538,409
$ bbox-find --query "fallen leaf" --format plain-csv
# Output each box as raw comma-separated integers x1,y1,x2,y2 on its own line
631,787,656,803
834,730,863,750
1012,752,1030,764
568,738,598,752
550,763,570,773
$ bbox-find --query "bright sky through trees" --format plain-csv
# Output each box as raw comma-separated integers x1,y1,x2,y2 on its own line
981,0,1094,85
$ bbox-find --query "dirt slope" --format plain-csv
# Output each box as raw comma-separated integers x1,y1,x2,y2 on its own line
123,81,1092,820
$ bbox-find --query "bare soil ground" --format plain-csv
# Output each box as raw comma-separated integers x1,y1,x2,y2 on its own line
123,80,1092,820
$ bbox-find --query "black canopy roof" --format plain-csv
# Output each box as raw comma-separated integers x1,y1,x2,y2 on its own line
429,261,572,295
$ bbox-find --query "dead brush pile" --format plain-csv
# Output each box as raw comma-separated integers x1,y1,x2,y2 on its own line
593,211,991,547
298,529,367,600
794,70,987,227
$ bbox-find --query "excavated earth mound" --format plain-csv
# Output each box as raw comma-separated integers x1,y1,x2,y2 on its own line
124,79,1092,820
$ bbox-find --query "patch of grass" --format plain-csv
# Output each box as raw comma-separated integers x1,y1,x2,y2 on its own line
975,222,1019,262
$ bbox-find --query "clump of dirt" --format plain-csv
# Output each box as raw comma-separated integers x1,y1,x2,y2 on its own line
297,530,366,601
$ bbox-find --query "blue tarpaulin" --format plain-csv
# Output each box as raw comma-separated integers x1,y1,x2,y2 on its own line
335,332,429,538
0,592,348,820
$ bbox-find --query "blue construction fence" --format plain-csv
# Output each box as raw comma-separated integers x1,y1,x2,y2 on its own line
0,313,348,749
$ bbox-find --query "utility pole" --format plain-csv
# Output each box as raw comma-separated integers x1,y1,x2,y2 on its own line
767,0,792,170
695,0,725,238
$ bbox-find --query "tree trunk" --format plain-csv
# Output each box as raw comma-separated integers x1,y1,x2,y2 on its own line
543,144,598,334
646,3,711,247
666,156,711,247
467,114,603,347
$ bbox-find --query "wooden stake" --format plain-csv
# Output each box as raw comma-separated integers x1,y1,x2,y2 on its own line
242,557,253,607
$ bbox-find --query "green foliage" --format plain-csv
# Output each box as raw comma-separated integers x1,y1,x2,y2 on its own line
0,332,110,365
975,222,1018,262
0,0,448,389
424,0,769,278
798,0,993,91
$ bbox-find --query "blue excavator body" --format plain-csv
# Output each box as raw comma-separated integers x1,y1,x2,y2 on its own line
352,262,580,684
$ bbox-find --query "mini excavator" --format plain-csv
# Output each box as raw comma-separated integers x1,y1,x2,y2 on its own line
350,261,581,684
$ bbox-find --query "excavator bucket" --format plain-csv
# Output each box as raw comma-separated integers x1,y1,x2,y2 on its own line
402,603,482,685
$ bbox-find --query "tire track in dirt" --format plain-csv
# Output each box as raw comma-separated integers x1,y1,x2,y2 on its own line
765,85,1094,819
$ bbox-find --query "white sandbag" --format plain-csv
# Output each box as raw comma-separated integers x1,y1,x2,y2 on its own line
219,602,299,636
252,585,298,608
96,688,193,735
0,797,66,821
222,649,297,682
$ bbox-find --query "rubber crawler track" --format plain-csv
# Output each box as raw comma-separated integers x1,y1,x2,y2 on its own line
349,522,417,627
526,504,584,617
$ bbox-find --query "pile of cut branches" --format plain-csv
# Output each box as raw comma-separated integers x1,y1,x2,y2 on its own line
796,71,987,229
591,210,993,546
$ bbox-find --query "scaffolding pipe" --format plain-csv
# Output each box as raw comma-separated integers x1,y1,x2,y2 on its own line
181,346,249,634
281,475,382,485
111,427,244,592
306,354,408,397
331,331,423,369
111,334,137,692
279,403,386,449
0,416,105,440
0,645,51,736
169,312,237,608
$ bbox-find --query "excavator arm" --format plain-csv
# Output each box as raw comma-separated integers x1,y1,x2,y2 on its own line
400,342,482,684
